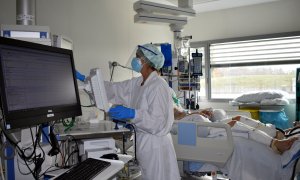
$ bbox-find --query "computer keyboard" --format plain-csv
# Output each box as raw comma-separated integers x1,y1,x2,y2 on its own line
54,158,111,180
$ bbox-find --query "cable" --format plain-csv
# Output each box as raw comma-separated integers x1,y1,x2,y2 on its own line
291,158,299,180
0,111,38,179
63,149,78,167
276,127,286,137
124,124,137,163
0,121,43,180
41,129,52,146
286,126,300,137
109,62,133,82
63,135,80,168
32,126,46,179
110,65,115,82
0,157,5,180
17,156,32,175
38,166,61,179
42,125,66,168
98,109,107,120
36,130,46,177
38,166,55,178
59,142,66,167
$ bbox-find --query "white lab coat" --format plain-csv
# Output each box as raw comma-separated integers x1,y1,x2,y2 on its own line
105,72,180,180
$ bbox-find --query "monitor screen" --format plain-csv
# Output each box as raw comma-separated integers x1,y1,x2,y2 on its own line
0,37,82,130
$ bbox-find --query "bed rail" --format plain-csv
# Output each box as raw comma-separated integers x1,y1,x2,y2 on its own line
171,120,234,167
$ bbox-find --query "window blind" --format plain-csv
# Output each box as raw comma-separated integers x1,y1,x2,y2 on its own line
210,36,300,65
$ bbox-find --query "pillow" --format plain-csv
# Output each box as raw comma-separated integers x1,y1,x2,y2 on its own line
260,98,289,105
233,90,288,103
211,109,227,122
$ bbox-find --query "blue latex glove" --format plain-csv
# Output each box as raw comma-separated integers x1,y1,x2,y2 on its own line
76,70,86,82
108,105,135,120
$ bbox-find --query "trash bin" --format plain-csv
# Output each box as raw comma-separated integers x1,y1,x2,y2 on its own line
259,110,290,130
238,107,260,120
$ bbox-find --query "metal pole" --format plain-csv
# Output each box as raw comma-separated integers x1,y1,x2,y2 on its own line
16,0,36,25
188,45,191,111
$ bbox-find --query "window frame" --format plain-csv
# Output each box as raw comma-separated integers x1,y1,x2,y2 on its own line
190,31,300,102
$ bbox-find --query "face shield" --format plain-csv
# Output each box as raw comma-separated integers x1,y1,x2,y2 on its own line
126,44,165,72
125,46,144,76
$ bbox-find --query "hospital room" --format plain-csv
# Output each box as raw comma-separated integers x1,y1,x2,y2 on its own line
0,0,300,179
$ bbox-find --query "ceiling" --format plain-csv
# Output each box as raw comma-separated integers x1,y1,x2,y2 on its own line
163,0,282,13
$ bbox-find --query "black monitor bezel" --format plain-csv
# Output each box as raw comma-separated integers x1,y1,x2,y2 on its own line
0,37,82,130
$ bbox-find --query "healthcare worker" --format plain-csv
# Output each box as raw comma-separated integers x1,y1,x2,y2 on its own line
105,44,180,180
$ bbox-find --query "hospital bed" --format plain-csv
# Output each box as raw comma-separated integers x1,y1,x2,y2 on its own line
172,120,234,167
172,110,250,167
171,110,300,180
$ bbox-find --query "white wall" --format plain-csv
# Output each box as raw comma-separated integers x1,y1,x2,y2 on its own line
0,0,173,82
183,0,300,124
184,0,300,41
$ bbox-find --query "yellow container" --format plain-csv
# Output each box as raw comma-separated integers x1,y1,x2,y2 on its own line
238,107,260,120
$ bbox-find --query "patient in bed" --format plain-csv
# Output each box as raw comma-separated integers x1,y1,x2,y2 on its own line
173,103,298,154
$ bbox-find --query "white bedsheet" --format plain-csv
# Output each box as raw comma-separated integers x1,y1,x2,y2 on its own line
199,137,294,180
175,112,296,179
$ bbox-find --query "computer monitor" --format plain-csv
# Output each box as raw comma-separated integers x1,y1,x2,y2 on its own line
0,37,82,130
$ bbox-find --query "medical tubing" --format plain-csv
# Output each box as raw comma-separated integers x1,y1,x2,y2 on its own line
286,126,300,137
0,157,4,180
125,123,137,162
276,127,286,136
291,158,299,180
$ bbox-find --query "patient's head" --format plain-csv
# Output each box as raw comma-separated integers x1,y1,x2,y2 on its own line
211,109,227,122
200,108,213,119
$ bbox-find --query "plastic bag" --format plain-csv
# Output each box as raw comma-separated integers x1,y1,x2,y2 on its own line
259,110,290,130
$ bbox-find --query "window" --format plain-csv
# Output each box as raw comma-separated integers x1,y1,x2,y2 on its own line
211,65,296,99
192,32,300,100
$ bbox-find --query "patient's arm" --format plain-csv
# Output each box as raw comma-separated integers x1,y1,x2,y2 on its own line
174,107,213,120
185,109,214,121
174,107,187,120
227,119,298,154
231,115,277,138
271,137,298,154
